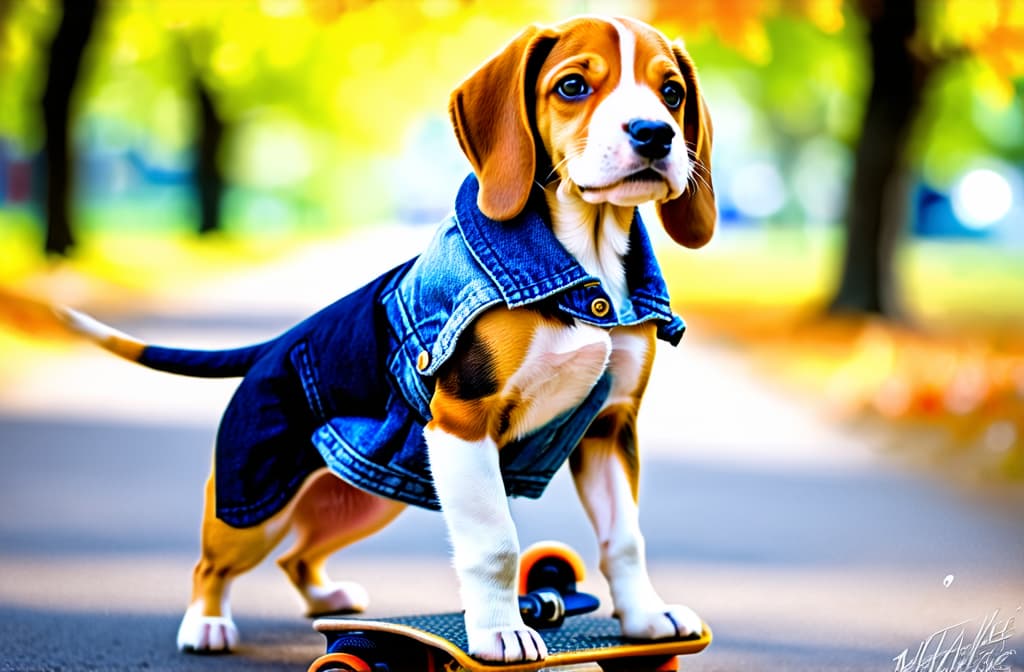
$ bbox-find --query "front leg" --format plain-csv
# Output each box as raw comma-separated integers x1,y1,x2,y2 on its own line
569,383,704,639
424,423,546,662
425,308,611,660
570,408,703,639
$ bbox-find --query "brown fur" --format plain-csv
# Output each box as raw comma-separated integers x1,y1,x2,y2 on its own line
4,16,715,656
658,44,716,249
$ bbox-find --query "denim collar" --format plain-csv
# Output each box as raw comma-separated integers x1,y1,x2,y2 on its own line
453,173,677,323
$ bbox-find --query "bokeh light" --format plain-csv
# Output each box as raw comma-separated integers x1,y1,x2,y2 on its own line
951,167,1014,230
729,161,787,219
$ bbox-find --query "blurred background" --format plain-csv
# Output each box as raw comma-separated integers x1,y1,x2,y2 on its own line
0,2,1022,669
2,0,1021,481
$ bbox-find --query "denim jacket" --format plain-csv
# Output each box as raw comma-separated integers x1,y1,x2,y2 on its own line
210,174,684,527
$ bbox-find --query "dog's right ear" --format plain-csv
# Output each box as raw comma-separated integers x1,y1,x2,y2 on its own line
657,42,716,249
449,25,559,221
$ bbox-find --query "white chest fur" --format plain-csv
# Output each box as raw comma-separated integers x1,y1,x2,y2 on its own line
547,187,633,313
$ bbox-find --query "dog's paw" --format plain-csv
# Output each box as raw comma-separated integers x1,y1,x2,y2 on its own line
467,625,548,662
618,604,703,640
176,606,239,653
304,580,369,616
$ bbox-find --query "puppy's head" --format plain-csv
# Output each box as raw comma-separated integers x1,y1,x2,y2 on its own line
449,16,716,249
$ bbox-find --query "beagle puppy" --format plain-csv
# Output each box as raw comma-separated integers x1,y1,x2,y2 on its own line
49,15,715,663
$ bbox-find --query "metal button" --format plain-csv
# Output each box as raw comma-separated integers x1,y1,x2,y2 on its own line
416,350,430,371
590,297,610,318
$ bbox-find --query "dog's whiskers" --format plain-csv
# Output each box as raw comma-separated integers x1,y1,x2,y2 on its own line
537,144,588,193
546,145,586,180
683,145,711,195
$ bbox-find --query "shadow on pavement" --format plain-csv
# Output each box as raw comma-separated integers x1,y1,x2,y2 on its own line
0,604,320,672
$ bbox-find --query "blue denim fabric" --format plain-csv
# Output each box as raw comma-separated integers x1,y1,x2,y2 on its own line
211,174,685,526
211,262,412,527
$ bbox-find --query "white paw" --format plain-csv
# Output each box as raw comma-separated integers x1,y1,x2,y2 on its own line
177,606,239,653
619,604,703,640
467,625,548,662
304,581,369,616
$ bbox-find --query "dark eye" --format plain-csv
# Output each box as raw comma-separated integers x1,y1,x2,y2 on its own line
556,74,590,100
661,81,684,109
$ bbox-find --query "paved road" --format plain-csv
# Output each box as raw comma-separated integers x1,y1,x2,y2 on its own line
2,408,1022,671
1,234,1022,671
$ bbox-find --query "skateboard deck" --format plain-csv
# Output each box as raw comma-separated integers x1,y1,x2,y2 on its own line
309,611,712,672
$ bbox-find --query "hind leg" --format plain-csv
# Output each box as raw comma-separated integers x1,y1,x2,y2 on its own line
178,474,292,653
276,469,405,616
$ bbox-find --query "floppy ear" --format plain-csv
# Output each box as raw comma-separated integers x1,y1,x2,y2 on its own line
657,43,716,249
449,25,558,221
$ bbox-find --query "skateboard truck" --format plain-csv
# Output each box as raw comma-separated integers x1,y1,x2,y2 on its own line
518,541,599,628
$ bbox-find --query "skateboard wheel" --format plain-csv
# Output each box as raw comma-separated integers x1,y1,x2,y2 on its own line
519,540,586,594
599,654,679,671
307,652,372,672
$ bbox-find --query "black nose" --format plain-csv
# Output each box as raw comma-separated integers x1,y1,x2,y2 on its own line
626,119,674,160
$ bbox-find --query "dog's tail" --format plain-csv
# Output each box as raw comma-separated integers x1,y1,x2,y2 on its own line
0,288,267,378
57,306,269,378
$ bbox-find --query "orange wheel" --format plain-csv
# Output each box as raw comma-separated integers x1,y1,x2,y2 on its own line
519,540,586,594
307,652,373,672
598,655,679,671
655,656,680,671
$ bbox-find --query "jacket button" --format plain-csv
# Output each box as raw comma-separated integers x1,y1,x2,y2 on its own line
590,297,611,318
416,350,430,371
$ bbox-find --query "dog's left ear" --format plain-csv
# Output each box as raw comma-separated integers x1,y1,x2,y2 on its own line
449,25,558,221
657,42,716,249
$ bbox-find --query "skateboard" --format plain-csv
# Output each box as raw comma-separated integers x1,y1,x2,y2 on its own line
307,542,712,672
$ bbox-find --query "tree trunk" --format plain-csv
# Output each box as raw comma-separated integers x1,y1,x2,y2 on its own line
194,76,224,235
41,0,99,256
829,0,928,318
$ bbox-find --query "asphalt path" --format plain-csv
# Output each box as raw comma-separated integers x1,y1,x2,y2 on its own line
2,381,1022,670
1,233,1022,671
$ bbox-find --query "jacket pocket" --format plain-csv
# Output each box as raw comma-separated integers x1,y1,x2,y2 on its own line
289,339,328,421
